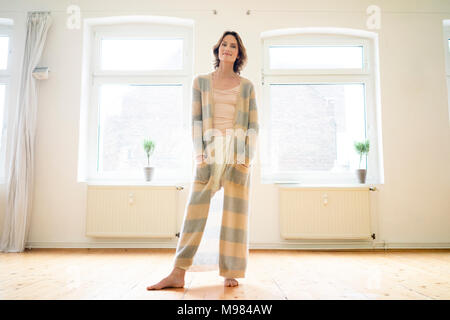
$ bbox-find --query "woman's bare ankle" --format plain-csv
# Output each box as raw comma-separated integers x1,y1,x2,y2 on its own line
172,267,186,276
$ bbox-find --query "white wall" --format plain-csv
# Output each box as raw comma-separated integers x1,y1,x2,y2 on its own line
0,0,449,249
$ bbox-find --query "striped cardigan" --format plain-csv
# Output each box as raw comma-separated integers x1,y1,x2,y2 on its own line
191,72,259,167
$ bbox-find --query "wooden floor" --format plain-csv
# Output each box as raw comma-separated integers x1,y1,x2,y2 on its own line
0,248,448,300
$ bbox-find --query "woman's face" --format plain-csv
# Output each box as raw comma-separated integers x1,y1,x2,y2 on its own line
218,34,239,64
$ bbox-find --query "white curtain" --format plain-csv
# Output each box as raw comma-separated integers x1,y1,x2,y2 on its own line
0,12,52,252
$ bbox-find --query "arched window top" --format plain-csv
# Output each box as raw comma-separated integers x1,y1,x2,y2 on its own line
261,27,378,74
84,15,194,28
261,27,377,40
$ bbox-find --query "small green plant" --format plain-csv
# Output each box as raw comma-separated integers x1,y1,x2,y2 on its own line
143,138,155,166
354,139,370,169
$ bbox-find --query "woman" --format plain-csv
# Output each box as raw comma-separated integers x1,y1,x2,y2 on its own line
147,30,259,289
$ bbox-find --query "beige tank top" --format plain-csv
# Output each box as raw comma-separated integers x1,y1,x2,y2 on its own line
213,84,239,135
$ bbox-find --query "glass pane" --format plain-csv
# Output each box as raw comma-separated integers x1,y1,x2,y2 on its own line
269,45,363,69
0,84,5,150
100,38,183,71
0,36,9,70
97,84,189,177
270,83,366,172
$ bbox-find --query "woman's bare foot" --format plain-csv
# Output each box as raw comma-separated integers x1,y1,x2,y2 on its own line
224,278,239,287
147,267,186,290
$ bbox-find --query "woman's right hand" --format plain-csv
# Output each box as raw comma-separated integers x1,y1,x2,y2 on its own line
195,154,206,165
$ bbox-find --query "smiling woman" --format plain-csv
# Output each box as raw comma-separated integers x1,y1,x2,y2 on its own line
147,30,259,290
212,30,248,75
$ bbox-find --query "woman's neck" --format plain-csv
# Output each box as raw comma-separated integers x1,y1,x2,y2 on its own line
214,64,238,79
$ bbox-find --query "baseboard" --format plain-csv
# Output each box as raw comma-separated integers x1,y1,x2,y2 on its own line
25,241,178,249
24,241,450,250
249,242,450,250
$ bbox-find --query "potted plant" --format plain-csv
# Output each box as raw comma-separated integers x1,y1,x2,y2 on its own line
143,138,155,181
354,139,370,183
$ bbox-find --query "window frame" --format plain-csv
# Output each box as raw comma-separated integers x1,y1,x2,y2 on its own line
92,24,190,77
260,30,383,185
263,35,371,76
87,23,193,183
0,24,12,183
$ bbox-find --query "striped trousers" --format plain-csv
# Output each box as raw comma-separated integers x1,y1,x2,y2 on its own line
173,135,251,278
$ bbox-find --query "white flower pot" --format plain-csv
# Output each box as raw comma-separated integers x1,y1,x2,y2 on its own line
143,166,154,181
356,169,366,184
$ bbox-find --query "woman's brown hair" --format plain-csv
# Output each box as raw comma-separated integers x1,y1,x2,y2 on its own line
212,31,247,74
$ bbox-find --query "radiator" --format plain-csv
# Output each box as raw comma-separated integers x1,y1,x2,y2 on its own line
86,185,178,238
279,187,372,240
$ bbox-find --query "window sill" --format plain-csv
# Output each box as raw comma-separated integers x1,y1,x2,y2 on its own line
84,180,189,187
274,182,379,189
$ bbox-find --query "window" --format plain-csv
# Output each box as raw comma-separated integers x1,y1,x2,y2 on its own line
100,38,183,70
260,29,384,185
85,22,193,183
0,24,12,183
443,21,450,125
269,45,364,69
